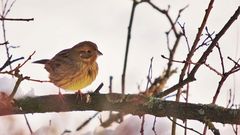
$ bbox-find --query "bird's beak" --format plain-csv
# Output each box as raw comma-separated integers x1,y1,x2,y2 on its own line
97,50,103,56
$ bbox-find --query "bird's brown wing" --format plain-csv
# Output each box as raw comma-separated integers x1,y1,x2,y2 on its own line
45,49,78,79
33,59,50,64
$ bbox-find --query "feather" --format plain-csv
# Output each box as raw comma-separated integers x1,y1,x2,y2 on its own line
32,59,49,64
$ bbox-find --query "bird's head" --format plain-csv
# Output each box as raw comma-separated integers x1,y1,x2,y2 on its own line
71,41,102,64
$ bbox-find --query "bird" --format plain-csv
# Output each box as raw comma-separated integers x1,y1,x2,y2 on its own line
33,41,102,92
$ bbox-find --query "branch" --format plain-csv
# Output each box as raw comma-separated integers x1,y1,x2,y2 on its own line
122,0,139,94
0,55,24,71
158,6,240,98
1,93,239,125
0,17,34,22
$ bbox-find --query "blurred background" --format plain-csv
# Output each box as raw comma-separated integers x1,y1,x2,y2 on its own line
0,0,239,134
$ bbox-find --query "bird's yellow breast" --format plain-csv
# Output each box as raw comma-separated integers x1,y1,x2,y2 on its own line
62,72,95,91
52,62,98,91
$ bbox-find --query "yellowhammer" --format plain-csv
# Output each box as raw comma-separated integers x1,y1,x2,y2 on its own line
33,41,102,91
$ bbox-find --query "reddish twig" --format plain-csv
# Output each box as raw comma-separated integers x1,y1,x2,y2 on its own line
203,63,223,77
212,57,240,104
158,5,240,98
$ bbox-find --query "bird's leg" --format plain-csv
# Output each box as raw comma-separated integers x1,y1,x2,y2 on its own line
58,88,65,103
75,90,84,101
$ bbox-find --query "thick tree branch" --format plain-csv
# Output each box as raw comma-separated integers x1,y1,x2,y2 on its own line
1,93,239,125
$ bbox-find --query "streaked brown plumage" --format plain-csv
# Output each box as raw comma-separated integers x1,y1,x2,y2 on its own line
33,41,102,91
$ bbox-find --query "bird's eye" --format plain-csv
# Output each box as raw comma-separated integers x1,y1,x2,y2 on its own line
87,50,91,53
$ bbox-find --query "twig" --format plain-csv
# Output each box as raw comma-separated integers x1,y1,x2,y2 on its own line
226,89,232,108
61,130,71,135
145,57,153,91
178,22,190,52
212,57,240,104
147,1,178,37
0,41,8,45
203,63,223,77
109,76,113,93
9,74,24,99
0,17,34,21
174,2,216,134
140,115,145,135
228,57,240,67
195,29,215,51
205,27,225,73
76,112,99,131
23,114,33,134
93,83,104,93
0,55,24,71
16,51,35,70
3,0,16,16
152,117,157,135
2,0,9,16
167,116,202,135
157,5,240,98
1,0,14,70
144,2,185,97
190,6,240,76
175,2,216,127
1,19,11,70
122,0,139,94
24,78,50,83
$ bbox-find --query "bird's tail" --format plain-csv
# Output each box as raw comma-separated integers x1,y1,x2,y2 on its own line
32,59,49,64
